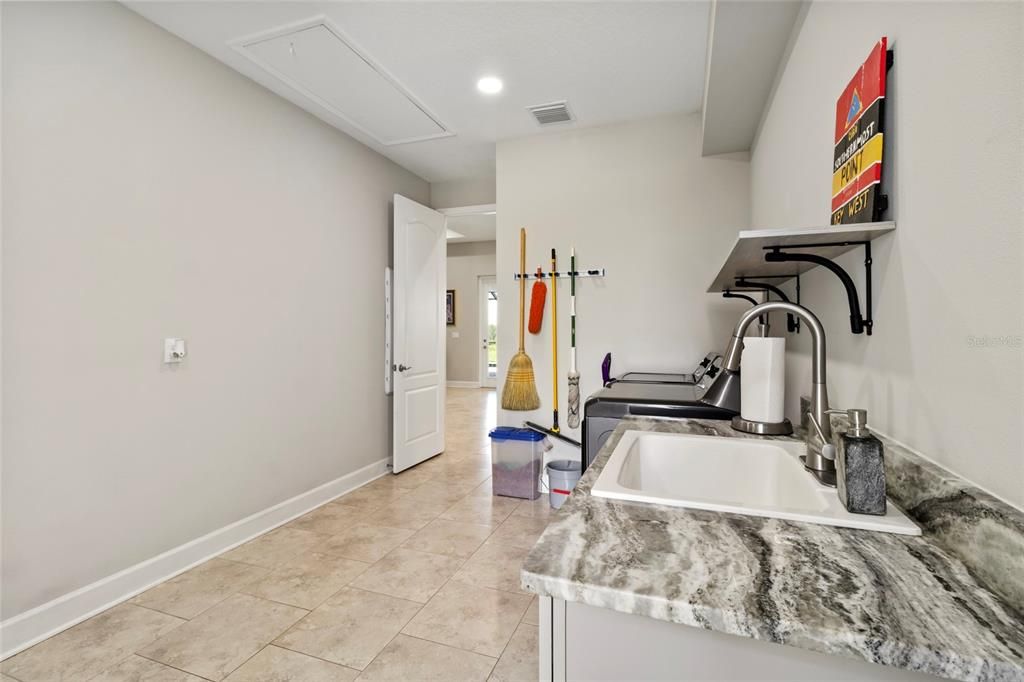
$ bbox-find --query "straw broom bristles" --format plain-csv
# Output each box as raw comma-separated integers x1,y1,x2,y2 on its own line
502,351,540,410
502,228,541,411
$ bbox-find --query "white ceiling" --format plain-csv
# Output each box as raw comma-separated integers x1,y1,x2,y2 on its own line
127,2,711,183
446,213,496,244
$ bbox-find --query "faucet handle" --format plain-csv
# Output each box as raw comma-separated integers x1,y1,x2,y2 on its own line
802,405,835,458
805,411,836,460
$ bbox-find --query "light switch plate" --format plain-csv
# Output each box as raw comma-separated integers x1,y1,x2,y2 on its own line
164,338,187,364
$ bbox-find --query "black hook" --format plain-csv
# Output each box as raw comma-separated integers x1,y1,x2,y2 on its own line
723,290,765,326
734,278,800,333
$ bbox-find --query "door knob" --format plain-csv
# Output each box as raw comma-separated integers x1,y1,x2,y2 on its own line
397,364,412,372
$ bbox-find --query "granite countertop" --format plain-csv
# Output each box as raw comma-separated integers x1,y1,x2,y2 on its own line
521,417,1024,682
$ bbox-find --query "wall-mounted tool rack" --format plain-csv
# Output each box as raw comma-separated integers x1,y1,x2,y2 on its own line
708,221,895,335
513,268,606,281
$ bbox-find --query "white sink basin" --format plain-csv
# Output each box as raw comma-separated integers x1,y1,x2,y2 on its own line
591,431,920,535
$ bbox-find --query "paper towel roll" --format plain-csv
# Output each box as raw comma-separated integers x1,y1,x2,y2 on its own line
740,337,786,423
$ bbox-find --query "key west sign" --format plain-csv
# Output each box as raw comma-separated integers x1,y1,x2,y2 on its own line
831,38,891,225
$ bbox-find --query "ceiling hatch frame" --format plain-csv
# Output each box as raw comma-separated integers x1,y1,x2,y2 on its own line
229,15,455,147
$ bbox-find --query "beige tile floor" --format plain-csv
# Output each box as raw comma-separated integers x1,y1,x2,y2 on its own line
2,389,545,682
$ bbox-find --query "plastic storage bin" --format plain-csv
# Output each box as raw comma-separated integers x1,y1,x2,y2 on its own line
489,427,546,500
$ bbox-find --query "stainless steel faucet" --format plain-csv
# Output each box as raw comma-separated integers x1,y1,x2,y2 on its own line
701,301,837,486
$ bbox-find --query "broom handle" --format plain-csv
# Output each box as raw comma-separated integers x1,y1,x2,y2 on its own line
518,228,526,353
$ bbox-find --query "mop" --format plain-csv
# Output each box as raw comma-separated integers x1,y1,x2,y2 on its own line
567,247,580,428
549,248,560,433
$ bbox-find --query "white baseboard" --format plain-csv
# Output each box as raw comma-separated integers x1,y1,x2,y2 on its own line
446,380,481,388
0,457,389,660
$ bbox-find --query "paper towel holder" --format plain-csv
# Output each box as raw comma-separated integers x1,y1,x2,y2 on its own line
731,415,793,436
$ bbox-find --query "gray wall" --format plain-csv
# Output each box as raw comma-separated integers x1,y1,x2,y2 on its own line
496,113,751,440
751,1,1023,505
431,175,497,209
446,242,497,384
1,2,429,618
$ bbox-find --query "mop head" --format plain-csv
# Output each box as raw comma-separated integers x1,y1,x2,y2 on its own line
567,371,580,428
502,351,541,410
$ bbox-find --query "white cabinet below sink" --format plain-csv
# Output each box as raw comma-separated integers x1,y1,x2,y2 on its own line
539,597,940,681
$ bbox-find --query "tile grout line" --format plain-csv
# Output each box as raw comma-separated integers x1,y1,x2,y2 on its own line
372,630,499,678
228,594,312,615
84,618,191,682
261,642,363,675
393,551,530,663
129,600,199,622
133,650,218,682
217,644,267,681
488,621,522,676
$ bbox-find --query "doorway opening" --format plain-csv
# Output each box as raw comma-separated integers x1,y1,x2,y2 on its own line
440,203,497,392
479,275,498,388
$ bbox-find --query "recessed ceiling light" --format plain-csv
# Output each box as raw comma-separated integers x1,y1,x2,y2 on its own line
476,76,503,95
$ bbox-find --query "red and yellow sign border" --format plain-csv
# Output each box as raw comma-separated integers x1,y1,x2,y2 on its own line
831,38,889,225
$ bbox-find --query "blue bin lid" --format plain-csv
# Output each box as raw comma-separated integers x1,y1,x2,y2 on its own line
489,426,546,442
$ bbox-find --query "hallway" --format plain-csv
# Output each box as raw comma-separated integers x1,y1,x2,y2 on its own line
3,388,546,681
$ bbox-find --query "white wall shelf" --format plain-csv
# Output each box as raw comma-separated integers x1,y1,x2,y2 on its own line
708,221,896,335
708,222,895,292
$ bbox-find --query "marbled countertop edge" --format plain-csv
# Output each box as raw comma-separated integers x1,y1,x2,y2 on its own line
521,416,1024,682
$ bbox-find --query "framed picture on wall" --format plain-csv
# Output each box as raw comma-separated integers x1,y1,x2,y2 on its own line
831,37,891,225
446,290,456,326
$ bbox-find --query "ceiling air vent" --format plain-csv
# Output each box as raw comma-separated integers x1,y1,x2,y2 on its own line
528,101,574,126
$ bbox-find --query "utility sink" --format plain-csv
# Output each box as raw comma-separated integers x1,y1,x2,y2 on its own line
591,431,921,535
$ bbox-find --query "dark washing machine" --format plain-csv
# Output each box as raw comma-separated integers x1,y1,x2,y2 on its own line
582,354,735,472
610,352,723,386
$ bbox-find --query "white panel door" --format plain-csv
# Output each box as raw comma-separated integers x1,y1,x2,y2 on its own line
392,194,446,473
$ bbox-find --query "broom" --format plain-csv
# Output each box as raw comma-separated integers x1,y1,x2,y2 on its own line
501,228,541,411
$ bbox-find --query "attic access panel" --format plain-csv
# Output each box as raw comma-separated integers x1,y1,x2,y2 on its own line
235,19,451,146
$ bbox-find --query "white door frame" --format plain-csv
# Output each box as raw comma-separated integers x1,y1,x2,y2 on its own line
438,203,496,218
478,275,497,388
438,203,497,391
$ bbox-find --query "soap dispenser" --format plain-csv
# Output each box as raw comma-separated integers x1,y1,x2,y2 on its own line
835,409,887,515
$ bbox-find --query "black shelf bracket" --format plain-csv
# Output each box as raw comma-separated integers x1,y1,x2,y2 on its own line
763,240,873,335
722,290,765,326
734,277,800,333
